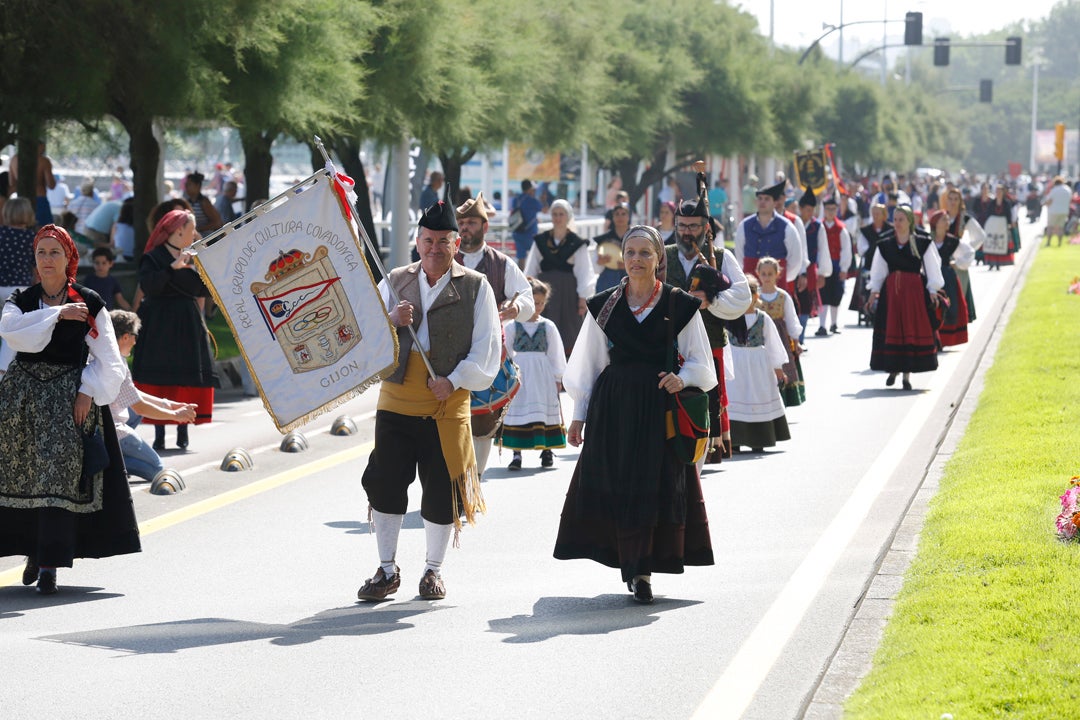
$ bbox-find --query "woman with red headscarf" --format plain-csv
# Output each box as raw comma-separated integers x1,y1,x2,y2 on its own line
0,225,137,594
132,209,217,451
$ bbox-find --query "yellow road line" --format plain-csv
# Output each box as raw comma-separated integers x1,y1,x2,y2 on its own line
0,441,373,589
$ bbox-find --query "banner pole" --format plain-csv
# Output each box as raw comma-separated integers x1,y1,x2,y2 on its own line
313,135,437,381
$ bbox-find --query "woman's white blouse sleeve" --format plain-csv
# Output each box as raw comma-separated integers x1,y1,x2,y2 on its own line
675,311,717,392
0,302,61,353
564,312,609,422
81,307,128,405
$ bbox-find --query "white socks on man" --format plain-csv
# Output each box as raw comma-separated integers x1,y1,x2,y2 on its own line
371,509,452,579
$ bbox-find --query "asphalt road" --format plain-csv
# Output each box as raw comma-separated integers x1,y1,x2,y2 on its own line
0,220,1043,719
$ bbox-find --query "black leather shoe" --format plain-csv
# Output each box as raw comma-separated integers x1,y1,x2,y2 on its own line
36,571,57,595
176,425,189,450
540,450,554,467
628,577,653,604
902,378,913,391
508,455,522,471
886,373,897,387
22,557,38,586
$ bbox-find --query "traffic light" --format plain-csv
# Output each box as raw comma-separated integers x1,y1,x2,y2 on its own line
905,12,923,46
979,80,992,103
1055,122,1066,161
1005,36,1022,65
934,38,950,66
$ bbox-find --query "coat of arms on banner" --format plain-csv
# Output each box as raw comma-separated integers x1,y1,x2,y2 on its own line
794,148,828,194
192,171,398,433
251,247,361,373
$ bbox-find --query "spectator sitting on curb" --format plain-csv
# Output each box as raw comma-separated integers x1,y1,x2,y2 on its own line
108,310,197,482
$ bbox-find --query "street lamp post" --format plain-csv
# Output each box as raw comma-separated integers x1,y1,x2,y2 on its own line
1030,48,1044,173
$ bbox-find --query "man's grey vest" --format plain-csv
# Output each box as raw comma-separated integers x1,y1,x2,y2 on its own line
384,262,486,384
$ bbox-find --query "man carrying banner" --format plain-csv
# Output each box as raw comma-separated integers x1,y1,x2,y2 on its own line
358,197,501,602
454,192,535,476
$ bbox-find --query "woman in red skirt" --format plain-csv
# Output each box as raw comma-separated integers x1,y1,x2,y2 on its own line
868,205,945,390
132,210,218,450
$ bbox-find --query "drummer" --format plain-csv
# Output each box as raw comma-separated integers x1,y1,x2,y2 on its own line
356,194,501,602
593,201,631,292
453,192,535,477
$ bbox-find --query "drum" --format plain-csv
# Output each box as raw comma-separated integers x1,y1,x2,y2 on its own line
470,355,521,438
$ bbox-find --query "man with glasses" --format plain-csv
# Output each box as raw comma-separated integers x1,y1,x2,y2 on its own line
661,198,750,465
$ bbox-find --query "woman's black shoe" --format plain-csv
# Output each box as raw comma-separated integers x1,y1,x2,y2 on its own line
902,379,913,391
508,455,522,471
36,571,57,595
886,373,897,387
540,450,554,467
22,557,38,586
176,424,189,450
153,425,166,451
628,578,653,603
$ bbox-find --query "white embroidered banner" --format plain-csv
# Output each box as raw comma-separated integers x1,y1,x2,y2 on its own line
194,172,398,432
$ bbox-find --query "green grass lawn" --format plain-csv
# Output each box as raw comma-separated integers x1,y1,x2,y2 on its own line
205,307,241,361
846,242,1080,718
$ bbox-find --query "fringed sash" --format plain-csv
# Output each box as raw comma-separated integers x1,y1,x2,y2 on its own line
377,352,485,530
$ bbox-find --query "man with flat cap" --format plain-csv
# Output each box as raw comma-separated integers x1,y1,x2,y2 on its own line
661,196,750,465
454,191,535,476
734,179,803,293
357,194,501,603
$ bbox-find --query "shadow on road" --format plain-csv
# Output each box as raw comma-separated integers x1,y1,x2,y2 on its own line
37,602,443,654
326,510,424,534
487,594,701,644
845,387,930,399
0,586,121,619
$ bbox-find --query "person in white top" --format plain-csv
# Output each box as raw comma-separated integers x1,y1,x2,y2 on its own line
1043,176,1073,247
358,197,501,603
453,192,535,476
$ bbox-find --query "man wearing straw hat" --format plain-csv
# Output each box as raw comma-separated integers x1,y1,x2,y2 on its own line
454,192,535,476
357,194,501,602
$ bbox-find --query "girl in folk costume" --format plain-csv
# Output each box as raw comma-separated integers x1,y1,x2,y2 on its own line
982,184,1018,269
868,205,945,390
927,209,973,348
756,257,804,407
502,278,568,470
816,196,853,335
524,199,596,357
727,276,791,452
942,187,985,322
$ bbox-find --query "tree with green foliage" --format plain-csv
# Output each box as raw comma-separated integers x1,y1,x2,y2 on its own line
213,0,373,212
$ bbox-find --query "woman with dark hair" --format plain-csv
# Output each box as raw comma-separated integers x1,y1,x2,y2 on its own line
0,225,136,594
942,187,984,321
868,205,944,390
132,210,217,451
927,209,972,348
554,225,716,603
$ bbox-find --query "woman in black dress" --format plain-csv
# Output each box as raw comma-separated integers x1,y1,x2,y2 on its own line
0,225,139,594
132,209,218,450
867,205,945,390
554,225,716,603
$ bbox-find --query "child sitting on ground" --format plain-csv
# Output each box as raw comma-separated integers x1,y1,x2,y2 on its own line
500,278,568,470
82,246,132,310
108,310,197,481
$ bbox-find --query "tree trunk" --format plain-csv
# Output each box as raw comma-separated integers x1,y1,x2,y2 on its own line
438,148,476,203
15,125,40,206
329,137,382,283
241,131,275,211
126,117,161,257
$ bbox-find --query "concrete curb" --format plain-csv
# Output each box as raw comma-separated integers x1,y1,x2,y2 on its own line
801,238,1041,719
